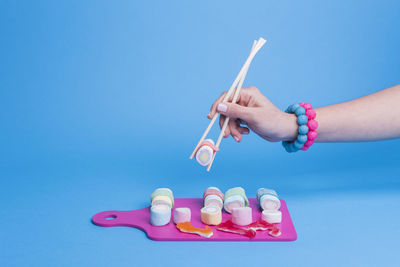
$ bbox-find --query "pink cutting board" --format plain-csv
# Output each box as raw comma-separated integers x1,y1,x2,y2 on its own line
92,198,297,241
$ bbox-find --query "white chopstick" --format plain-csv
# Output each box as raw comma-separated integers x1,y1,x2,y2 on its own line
190,39,261,160
206,38,266,171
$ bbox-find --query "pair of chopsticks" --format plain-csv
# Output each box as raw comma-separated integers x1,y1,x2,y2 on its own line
190,38,267,171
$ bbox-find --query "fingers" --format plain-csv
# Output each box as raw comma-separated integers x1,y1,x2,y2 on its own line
217,102,256,123
228,119,242,142
219,116,250,142
219,114,230,138
208,91,227,119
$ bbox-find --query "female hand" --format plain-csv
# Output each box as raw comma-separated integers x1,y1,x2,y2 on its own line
208,86,297,142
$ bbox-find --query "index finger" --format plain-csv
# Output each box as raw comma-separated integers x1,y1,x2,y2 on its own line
208,91,227,119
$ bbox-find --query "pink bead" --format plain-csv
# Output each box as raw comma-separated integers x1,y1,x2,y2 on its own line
305,109,316,119
303,103,313,110
304,140,314,147
307,119,318,130
299,102,305,107
307,130,318,140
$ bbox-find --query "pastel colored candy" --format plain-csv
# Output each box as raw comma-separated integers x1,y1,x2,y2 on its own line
224,195,245,213
225,187,249,206
203,186,224,202
150,204,171,226
204,194,223,209
257,188,280,211
256,188,278,201
151,195,173,208
201,206,222,225
173,207,191,224
262,210,282,224
150,188,174,207
195,139,218,166
231,207,252,226
260,195,281,211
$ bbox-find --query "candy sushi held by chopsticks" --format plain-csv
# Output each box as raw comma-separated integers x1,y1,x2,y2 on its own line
190,37,267,171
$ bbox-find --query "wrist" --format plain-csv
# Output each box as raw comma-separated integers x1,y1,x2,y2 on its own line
278,112,298,141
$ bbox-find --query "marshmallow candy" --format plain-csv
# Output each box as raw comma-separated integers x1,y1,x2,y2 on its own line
204,195,223,209
150,188,174,208
257,188,280,211
150,204,171,226
201,206,222,225
173,207,191,224
224,195,245,213
224,187,248,213
262,210,282,224
231,207,252,226
203,186,224,201
151,195,173,208
195,139,218,166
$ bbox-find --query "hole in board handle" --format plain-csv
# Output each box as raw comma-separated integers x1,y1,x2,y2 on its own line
105,215,117,220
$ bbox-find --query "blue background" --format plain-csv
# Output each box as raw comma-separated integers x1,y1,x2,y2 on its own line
1,0,400,266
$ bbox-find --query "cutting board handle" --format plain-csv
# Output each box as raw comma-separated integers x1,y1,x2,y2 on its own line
92,209,144,228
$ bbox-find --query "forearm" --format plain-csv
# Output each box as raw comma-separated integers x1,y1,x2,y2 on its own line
315,84,400,142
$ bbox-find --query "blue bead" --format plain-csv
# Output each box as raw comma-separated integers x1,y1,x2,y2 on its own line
293,140,304,149
282,141,291,152
294,106,306,116
297,134,308,143
288,104,300,113
297,115,308,125
299,125,309,135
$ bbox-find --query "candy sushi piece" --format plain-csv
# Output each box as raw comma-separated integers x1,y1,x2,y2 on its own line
176,222,213,238
150,204,171,226
173,207,191,224
231,207,252,226
204,195,223,209
151,195,173,209
262,210,282,224
256,188,280,211
203,187,224,202
195,139,219,166
150,188,174,208
216,220,256,238
201,206,222,225
224,187,249,213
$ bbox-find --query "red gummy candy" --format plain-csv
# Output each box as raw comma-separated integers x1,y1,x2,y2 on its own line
216,220,256,238
246,219,275,231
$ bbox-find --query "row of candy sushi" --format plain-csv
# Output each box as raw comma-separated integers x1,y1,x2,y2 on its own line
149,187,282,227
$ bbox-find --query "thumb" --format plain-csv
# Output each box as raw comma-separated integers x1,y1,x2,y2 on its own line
217,102,255,122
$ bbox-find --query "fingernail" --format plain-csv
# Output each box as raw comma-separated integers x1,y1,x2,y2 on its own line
217,103,227,113
234,136,240,142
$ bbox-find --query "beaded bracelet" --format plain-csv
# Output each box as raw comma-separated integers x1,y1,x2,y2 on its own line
282,103,318,152
299,102,318,151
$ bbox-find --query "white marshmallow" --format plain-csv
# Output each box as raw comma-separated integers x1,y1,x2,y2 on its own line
262,209,282,224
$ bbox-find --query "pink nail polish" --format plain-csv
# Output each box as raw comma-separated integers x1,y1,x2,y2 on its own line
234,136,240,142
217,103,227,113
